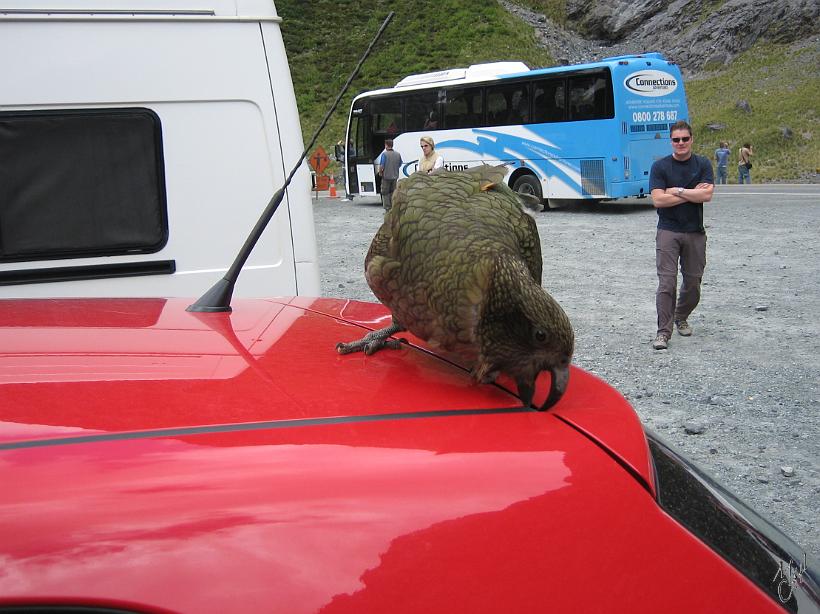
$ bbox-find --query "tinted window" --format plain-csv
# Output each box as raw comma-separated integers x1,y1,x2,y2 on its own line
405,91,442,132
370,98,402,135
485,82,530,127
532,79,566,123
568,74,612,121
349,110,371,159
0,108,167,262
444,87,483,129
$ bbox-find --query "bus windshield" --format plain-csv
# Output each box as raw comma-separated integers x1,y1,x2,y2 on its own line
343,53,687,207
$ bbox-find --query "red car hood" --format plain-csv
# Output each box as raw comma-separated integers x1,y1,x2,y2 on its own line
0,296,651,482
0,297,781,613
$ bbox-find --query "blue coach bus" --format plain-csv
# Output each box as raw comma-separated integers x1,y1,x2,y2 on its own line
342,52,688,208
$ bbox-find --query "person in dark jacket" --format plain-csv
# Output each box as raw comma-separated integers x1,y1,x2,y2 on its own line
649,120,714,350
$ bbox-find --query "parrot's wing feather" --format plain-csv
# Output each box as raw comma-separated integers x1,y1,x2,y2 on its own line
365,217,399,308
476,174,543,283
519,211,543,283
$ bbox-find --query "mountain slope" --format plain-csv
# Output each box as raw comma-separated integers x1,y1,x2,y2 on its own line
278,0,819,182
277,0,552,161
512,0,820,182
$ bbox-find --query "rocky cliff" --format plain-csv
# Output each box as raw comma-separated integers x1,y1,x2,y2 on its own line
504,0,819,75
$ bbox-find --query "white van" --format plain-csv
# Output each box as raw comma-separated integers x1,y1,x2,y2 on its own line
0,1,319,298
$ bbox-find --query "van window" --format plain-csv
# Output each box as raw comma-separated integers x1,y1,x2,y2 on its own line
0,108,168,262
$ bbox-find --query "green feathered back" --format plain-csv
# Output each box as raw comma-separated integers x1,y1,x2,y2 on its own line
365,165,546,358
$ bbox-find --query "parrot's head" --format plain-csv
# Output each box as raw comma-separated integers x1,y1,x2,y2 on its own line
480,258,575,411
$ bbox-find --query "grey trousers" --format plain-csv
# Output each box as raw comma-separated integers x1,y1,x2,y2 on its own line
656,229,707,337
380,177,398,210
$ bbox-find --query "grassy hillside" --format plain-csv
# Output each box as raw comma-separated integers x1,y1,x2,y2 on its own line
277,1,818,182
687,43,820,182
277,0,552,160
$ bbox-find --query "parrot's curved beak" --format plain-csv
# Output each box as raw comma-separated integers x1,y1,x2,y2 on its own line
516,365,570,411
516,379,535,409
539,365,570,411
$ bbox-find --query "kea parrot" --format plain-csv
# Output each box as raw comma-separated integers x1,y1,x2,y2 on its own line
336,165,574,410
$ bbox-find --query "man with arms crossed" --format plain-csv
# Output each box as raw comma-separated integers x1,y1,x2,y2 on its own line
649,120,714,350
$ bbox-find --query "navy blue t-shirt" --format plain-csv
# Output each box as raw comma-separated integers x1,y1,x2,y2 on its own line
649,154,713,233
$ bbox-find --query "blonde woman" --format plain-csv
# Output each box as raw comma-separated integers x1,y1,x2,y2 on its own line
419,136,444,174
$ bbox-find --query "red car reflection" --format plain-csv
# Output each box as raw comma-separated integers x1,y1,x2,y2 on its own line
0,297,816,613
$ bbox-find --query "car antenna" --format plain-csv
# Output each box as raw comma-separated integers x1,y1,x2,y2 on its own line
187,12,395,313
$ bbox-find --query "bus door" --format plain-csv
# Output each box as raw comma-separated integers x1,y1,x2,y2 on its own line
348,97,402,197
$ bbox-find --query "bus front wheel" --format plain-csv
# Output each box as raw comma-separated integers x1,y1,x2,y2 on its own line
512,175,543,203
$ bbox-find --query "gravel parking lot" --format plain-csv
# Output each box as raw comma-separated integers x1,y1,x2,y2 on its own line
312,183,819,560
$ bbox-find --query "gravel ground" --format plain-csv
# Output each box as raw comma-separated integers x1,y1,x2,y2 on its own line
312,184,819,560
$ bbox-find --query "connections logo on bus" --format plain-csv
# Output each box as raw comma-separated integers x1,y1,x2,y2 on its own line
623,70,678,97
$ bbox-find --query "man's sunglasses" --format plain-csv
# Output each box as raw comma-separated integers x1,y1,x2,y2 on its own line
671,136,691,143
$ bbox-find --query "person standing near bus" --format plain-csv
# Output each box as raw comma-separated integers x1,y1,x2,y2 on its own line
378,138,403,211
738,142,753,184
649,120,714,350
419,136,444,174
714,141,730,184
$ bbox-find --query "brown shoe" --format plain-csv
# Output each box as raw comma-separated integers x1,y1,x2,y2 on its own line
652,334,669,350
675,320,693,336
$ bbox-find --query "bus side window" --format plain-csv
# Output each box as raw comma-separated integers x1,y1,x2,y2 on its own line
444,87,483,129
568,74,611,121
371,98,402,134
533,79,566,123
592,77,613,118
406,91,441,132
514,90,530,124
485,82,528,127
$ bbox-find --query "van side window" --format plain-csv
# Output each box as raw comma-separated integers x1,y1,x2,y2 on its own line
0,108,168,262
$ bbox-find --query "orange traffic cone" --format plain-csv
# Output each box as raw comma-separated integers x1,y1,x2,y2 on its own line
328,175,338,198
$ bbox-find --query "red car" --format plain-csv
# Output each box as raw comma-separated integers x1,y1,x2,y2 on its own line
0,296,817,613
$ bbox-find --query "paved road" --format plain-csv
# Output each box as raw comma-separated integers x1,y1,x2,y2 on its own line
312,183,820,560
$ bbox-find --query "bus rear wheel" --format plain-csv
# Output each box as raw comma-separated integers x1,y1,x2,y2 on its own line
512,174,543,203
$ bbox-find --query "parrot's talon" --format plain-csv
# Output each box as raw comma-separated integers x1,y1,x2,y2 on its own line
336,341,360,355
337,320,407,356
